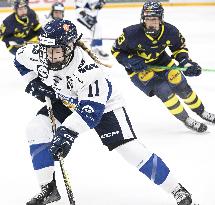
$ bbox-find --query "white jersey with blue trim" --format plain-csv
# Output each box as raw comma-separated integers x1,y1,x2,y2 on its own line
75,0,101,16
15,44,124,134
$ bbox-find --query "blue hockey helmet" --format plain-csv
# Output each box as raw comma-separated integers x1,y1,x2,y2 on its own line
39,19,78,71
141,1,164,36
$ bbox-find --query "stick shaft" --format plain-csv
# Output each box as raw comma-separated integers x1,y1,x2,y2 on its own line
45,97,76,205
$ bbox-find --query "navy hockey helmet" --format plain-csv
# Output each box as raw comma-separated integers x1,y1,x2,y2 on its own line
50,2,65,20
39,19,78,71
141,1,164,36
13,0,29,10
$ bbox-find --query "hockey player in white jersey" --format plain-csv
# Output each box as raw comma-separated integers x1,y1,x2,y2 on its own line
45,2,64,22
14,19,199,205
75,0,109,59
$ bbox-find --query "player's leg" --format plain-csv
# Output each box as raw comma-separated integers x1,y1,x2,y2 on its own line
26,100,72,205
91,21,109,59
130,71,207,132
95,107,198,205
163,69,208,132
172,75,215,124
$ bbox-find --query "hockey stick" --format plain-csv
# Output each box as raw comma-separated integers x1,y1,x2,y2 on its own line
149,65,215,72
83,37,116,41
46,97,76,205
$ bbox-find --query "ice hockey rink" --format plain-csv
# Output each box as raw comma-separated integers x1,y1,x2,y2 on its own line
0,4,215,205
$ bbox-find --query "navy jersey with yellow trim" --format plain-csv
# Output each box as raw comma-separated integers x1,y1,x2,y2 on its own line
112,22,189,72
0,9,42,55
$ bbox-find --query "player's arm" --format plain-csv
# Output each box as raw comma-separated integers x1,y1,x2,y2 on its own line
14,45,56,102
63,75,110,133
168,27,189,63
112,31,148,72
14,46,37,81
50,73,111,160
169,27,202,76
26,10,42,43
0,22,26,55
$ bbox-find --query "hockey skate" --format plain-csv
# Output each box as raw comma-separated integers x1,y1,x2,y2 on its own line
172,183,199,205
184,117,207,133
26,176,61,205
93,47,109,59
199,110,215,123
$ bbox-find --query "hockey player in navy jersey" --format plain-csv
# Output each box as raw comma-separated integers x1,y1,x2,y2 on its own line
0,0,42,55
14,19,199,205
112,0,215,133
75,0,109,59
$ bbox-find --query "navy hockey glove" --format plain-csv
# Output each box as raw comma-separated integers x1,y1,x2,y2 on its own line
179,59,202,77
49,126,78,160
124,57,148,72
25,77,56,102
94,0,106,9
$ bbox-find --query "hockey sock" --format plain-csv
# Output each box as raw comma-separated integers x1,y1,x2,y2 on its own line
116,140,170,185
30,143,55,185
182,91,204,115
163,94,188,121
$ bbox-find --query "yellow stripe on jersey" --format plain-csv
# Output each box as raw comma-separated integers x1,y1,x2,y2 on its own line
112,50,120,58
15,14,29,26
167,59,175,67
28,36,39,44
34,24,42,31
172,49,188,59
129,72,137,77
7,45,13,51
183,92,197,103
164,94,179,107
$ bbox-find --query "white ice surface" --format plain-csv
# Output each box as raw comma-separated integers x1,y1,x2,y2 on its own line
0,6,215,205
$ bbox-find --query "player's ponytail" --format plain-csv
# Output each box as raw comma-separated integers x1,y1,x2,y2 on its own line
77,40,112,68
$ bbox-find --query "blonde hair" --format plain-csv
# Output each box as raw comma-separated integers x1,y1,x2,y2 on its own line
77,40,112,68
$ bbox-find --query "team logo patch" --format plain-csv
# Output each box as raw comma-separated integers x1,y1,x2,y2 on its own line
138,70,154,82
63,24,70,31
168,70,182,85
82,105,95,114
37,65,49,80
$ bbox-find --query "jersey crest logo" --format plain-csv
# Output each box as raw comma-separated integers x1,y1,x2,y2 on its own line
66,76,73,91
63,24,70,31
78,58,98,73
37,65,49,80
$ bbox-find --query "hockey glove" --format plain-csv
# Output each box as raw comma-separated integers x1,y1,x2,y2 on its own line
49,126,78,160
78,11,97,30
25,77,56,102
94,0,106,9
9,38,26,47
179,59,202,77
124,57,148,72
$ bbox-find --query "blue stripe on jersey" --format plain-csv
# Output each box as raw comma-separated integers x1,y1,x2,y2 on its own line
77,100,105,129
106,78,112,101
14,58,32,76
30,143,54,170
139,153,170,185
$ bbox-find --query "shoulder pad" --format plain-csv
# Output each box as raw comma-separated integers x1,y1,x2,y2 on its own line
123,24,143,36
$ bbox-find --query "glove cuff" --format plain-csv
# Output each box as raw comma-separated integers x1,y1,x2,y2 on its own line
57,126,79,142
